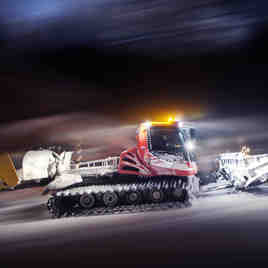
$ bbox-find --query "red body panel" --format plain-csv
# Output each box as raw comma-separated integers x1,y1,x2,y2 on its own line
118,121,198,177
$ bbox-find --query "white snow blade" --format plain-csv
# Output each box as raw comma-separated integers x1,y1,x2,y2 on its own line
211,152,268,190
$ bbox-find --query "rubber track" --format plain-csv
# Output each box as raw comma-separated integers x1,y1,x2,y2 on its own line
47,176,190,218
47,199,191,218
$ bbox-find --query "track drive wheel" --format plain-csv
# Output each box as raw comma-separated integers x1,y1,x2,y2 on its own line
126,191,141,205
149,188,164,203
172,187,185,201
103,191,119,207
80,193,96,209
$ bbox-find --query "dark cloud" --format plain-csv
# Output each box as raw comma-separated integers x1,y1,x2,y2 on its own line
0,0,268,156
1,0,267,55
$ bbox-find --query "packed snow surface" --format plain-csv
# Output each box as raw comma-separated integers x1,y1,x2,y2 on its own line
2,185,268,267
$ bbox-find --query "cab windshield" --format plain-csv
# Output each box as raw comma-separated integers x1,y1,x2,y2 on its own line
149,126,188,153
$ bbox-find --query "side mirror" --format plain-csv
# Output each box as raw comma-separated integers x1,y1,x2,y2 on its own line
190,128,197,141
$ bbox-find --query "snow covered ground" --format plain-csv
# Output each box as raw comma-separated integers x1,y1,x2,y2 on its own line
2,185,268,266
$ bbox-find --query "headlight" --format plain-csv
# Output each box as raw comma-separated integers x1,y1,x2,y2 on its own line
185,141,195,151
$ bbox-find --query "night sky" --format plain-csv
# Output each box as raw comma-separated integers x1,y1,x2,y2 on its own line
0,0,268,156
